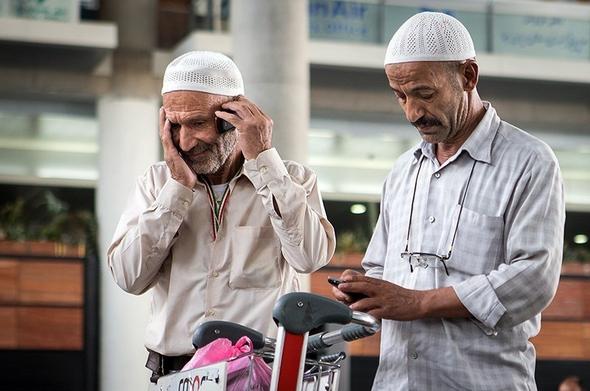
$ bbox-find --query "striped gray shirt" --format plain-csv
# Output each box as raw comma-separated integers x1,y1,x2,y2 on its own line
363,103,565,391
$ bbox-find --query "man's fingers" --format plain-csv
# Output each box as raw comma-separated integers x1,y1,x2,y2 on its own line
160,119,171,143
350,297,380,312
338,280,374,296
340,269,362,279
223,96,264,118
331,286,351,303
221,100,253,118
215,110,241,127
160,119,180,158
159,106,166,130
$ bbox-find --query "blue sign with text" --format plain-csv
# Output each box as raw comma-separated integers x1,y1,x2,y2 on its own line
493,13,590,60
310,0,380,43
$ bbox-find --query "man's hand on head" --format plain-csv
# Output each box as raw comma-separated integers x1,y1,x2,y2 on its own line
215,96,273,161
159,107,197,189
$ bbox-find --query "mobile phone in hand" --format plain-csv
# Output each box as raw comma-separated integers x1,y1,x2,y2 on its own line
327,277,343,287
327,276,367,301
215,109,236,133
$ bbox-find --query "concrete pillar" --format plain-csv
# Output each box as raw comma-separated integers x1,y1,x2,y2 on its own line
231,0,309,165
231,0,311,293
96,97,160,391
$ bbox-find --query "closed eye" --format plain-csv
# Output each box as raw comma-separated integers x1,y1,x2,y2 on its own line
189,120,208,128
169,121,180,131
418,92,434,100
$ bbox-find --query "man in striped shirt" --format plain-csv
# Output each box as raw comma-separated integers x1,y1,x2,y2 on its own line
332,12,565,390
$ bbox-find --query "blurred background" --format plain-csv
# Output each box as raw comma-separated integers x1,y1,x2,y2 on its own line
0,0,589,390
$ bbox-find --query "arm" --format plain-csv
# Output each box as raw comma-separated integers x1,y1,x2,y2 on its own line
243,148,336,273
339,153,564,326
108,108,197,294
217,97,335,273
107,171,194,294
336,272,470,319
454,154,564,329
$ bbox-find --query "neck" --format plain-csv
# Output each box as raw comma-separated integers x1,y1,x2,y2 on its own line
204,148,244,185
436,94,485,164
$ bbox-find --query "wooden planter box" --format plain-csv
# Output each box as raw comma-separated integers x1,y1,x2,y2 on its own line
0,240,85,350
561,261,590,277
0,239,86,258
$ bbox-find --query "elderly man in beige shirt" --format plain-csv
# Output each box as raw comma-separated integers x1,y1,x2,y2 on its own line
107,51,335,384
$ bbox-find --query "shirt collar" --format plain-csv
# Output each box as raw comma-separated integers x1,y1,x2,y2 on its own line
412,101,499,165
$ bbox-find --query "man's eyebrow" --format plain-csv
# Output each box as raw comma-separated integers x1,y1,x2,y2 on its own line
390,85,433,95
408,85,435,94
169,113,209,123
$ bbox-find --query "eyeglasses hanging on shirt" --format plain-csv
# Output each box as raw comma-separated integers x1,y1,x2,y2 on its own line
400,156,477,276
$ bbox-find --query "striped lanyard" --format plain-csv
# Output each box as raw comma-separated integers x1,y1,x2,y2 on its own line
200,176,232,241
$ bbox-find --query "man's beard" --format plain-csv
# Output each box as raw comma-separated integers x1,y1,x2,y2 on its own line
182,131,238,175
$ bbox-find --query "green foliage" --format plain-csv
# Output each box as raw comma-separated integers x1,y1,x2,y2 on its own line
336,230,369,254
0,190,96,244
563,243,590,264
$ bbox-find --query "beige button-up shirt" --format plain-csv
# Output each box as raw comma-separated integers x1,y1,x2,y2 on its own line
108,148,335,355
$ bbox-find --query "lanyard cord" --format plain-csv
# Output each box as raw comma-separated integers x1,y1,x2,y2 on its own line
402,156,478,256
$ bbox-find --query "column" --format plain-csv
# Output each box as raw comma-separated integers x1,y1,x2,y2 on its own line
231,0,309,164
96,97,160,391
231,0,311,292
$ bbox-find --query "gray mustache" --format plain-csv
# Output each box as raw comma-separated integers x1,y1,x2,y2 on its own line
412,117,441,128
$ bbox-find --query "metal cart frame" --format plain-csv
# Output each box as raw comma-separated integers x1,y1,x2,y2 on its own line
156,292,380,391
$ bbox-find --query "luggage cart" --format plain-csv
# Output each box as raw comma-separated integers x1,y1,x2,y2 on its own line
156,292,380,391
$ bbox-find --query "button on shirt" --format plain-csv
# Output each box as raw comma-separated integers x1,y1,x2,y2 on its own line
108,148,336,356
363,103,564,391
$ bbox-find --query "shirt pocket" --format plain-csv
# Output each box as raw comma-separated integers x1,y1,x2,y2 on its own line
447,206,504,276
229,226,282,289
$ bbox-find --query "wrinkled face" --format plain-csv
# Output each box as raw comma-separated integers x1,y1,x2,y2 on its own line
385,61,465,144
163,91,238,175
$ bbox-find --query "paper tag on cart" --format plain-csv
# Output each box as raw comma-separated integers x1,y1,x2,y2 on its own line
156,361,227,391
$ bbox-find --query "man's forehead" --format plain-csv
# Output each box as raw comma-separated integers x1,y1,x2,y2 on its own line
163,90,229,112
386,62,444,85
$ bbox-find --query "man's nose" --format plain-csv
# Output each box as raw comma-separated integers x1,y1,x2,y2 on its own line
404,98,425,124
178,125,216,151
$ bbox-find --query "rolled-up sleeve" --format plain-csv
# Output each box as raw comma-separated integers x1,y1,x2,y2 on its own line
107,168,195,294
243,148,335,273
454,154,565,330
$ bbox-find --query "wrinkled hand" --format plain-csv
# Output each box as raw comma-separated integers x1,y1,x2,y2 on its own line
331,269,364,304
159,107,197,189
333,269,425,321
215,96,272,160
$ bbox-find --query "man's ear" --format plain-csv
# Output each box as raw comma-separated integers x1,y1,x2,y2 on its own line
461,60,479,92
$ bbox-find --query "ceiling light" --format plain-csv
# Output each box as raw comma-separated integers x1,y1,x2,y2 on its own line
574,234,588,245
350,204,367,214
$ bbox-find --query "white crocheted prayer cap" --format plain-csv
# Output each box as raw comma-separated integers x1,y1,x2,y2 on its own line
162,51,244,96
384,12,476,65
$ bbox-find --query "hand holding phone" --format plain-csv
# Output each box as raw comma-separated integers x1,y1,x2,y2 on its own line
215,109,236,133
328,276,367,302
216,96,272,160
327,277,343,287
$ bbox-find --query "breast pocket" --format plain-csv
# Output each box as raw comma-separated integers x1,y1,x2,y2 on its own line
448,207,504,276
229,226,282,289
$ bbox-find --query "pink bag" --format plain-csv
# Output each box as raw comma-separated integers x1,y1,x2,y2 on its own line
181,336,272,391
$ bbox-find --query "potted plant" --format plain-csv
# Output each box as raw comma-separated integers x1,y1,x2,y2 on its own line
330,230,369,269
0,190,96,257
561,244,590,276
